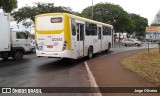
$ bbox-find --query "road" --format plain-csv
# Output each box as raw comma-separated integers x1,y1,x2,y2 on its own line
0,54,90,87
0,43,159,96
0,53,92,96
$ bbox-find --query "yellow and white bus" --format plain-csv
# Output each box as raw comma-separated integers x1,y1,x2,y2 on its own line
35,13,114,59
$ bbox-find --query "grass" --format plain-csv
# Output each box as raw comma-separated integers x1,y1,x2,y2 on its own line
121,49,160,85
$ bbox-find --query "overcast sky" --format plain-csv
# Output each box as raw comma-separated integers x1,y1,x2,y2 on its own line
17,0,160,25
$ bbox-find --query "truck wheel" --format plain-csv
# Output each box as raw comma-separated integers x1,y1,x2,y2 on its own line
31,48,36,53
88,47,93,59
13,51,23,61
2,52,9,60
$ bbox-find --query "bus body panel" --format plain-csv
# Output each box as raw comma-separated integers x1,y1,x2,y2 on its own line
35,13,74,58
36,33,64,52
70,18,77,58
36,15,65,52
35,13,113,59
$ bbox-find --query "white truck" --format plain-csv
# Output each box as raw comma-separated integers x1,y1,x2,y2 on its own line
0,13,31,61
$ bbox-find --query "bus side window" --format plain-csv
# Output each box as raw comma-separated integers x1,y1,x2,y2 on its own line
98,27,101,39
107,27,111,35
103,26,107,35
80,24,84,41
90,23,97,36
71,19,76,36
85,22,90,36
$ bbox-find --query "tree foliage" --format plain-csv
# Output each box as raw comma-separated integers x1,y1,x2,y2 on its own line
81,3,132,32
0,0,17,13
11,3,73,23
129,13,148,37
152,10,160,25
11,2,148,37
81,3,148,37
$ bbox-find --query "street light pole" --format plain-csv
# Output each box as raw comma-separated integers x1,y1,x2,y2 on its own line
91,0,93,20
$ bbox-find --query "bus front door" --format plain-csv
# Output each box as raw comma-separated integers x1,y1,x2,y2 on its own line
76,23,84,57
98,27,102,52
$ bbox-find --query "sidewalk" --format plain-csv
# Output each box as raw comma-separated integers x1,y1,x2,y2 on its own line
87,49,159,96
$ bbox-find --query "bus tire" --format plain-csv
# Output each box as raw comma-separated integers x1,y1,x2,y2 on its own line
108,43,111,51
106,43,111,52
88,47,93,59
13,51,23,61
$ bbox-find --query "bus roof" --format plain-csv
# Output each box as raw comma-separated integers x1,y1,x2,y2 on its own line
35,13,113,28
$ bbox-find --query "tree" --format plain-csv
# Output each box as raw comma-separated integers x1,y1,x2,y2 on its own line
0,0,17,13
129,13,148,37
11,3,73,23
152,10,160,24
81,3,132,32
151,10,160,26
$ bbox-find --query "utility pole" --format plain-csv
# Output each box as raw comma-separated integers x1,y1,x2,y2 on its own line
91,0,93,20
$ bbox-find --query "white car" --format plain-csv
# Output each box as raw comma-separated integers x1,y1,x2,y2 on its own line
122,38,142,46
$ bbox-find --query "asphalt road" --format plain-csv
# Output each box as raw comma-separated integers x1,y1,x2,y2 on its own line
0,53,92,96
0,43,158,96
0,53,90,87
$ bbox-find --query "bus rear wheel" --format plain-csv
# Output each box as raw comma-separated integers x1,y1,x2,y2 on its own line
88,47,93,59
105,43,111,53
107,43,111,51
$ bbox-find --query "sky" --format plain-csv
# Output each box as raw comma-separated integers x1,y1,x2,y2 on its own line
17,0,160,25
7,0,160,33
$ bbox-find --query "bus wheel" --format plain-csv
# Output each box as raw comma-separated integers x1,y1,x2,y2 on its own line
88,47,93,59
13,51,23,61
107,43,111,51
106,43,111,53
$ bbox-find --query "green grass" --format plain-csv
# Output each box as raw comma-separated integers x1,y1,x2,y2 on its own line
121,49,160,85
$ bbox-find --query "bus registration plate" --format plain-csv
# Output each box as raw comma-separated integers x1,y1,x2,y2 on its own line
47,45,53,48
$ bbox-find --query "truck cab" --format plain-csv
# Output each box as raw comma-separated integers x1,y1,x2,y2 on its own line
0,29,31,61
11,29,31,52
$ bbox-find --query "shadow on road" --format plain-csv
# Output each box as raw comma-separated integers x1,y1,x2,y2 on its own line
0,50,113,73
37,50,113,72
37,58,84,72
0,53,35,67
0,58,29,67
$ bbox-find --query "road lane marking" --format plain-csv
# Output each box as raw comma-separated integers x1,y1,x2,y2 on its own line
84,61,102,96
